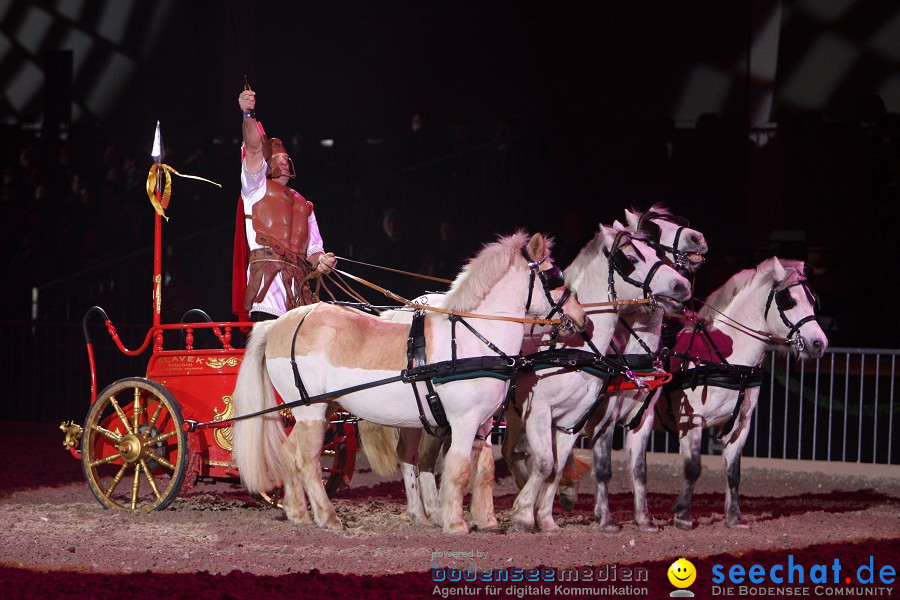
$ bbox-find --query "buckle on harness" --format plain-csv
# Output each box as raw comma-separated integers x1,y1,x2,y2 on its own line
624,368,650,391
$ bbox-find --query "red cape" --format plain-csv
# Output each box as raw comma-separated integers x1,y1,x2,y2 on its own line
232,195,250,322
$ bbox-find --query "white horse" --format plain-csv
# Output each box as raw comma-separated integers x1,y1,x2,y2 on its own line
626,203,707,274
504,221,691,532
657,257,827,529
503,207,708,532
232,232,586,534
576,205,709,532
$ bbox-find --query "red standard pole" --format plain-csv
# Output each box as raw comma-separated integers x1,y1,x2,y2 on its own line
152,165,163,329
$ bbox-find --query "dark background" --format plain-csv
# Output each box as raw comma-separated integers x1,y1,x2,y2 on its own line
1,0,898,348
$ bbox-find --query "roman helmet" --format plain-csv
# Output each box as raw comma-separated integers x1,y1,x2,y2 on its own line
263,137,296,179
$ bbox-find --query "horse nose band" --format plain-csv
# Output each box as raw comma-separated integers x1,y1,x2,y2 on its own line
764,280,820,351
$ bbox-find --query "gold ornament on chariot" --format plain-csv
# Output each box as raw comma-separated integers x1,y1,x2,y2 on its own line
59,421,83,451
205,357,240,369
213,396,235,451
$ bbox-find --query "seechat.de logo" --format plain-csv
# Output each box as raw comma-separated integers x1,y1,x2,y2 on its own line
668,558,697,597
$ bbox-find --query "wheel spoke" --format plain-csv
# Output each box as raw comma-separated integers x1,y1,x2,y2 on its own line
151,453,177,472
139,460,163,499
131,388,142,432
130,464,141,509
147,402,164,430
105,464,129,496
91,424,122,443
109,395,134,435
145,429,178,446
89,452,124,468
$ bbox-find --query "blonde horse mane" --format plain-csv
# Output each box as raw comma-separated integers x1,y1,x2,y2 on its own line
442,231,531,313
698,257,807,321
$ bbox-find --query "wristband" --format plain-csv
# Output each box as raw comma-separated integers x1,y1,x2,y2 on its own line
242,111,255,118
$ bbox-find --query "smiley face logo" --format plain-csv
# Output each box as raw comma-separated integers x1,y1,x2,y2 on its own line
668,558,697,589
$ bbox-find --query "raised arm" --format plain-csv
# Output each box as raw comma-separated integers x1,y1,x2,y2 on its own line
239,89,264,174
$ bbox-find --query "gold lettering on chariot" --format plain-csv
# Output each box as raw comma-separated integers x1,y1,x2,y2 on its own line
213,395,235,451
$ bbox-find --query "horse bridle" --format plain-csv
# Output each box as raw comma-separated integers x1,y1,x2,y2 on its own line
522,248,572,331
603,231,669,306
764,279,820,352
637,211,697,270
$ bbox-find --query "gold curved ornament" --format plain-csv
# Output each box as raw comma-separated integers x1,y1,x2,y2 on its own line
59,421,83,450
205,357,240,369
213,396,235,451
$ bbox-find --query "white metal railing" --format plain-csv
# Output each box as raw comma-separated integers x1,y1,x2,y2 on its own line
646,347,898,465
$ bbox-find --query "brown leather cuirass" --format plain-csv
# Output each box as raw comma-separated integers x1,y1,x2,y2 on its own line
251,179,311,265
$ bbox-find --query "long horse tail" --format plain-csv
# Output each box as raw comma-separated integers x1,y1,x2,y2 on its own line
232,320,287,494
358,421,400,477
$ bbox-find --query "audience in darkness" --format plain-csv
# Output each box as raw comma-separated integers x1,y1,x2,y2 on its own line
1,94,897,346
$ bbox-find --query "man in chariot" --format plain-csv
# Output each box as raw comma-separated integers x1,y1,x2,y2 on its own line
232,87,337,321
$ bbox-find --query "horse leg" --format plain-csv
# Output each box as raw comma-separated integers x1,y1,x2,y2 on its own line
510,403,554,532
625,425,658,533
723,422,753,528
397,428,429,526
501,404,529,490
418,434,446,524
279,431,313,525
534,430,580,532
440,423,479,534
469,421,499,531
672,426,702,530
295,418,343,530
591,422,620,533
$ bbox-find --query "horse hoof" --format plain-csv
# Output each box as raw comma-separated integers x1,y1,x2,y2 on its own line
636,521,659,533
322,518,344,531
596,520,621,533
408,513,431,527
284,511,313,526
510,520,535,533
474,517,500,532
673,517,694,531
727,517,751,529
444,519,470,535
539,522,561,533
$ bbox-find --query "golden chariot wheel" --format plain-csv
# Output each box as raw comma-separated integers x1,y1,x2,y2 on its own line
81,377,189,512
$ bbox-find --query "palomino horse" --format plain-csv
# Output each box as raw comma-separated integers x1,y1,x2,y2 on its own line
503,221,692,532
232,232,585,534
657,257,827,529
359,282,579,527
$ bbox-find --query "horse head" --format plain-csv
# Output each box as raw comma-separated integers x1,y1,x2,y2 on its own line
625,205,708,273
523,232,586,333
759,257,828,359
597,222,692,312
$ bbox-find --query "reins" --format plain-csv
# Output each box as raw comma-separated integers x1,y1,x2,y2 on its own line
332,267,565,326
333,255,454,285
688,297,794,347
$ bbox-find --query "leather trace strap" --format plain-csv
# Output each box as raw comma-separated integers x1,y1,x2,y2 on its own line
407,311,450,437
